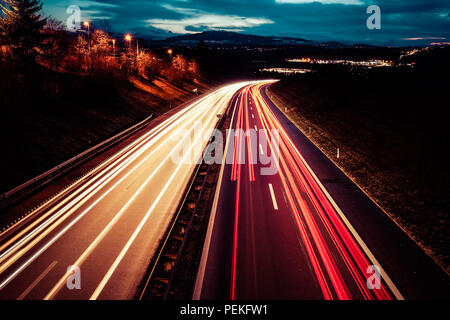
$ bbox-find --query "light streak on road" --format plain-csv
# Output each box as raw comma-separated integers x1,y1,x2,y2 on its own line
253,82,398,299
0,81,262,300
268,184,278,211
250,82,396,299
196,81,404,300
253,85,403,300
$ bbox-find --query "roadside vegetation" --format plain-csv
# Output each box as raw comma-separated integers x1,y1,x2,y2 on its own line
0,0,209,193
269,45,450,272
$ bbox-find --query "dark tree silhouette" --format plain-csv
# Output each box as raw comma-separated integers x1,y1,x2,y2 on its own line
40,18,70,71
0,0,46,64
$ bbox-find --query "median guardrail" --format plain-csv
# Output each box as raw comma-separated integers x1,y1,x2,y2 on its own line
0,113,154,210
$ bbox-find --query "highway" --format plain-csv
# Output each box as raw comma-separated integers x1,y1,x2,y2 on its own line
194,82,450,300
1,80,448,300
0,81,258,300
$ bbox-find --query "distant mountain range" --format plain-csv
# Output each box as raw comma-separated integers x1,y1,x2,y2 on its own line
135,30,370,48
164,30,314,46
129,26,176,40
112,30,385,49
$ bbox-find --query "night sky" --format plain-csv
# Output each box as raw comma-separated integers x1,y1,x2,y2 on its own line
43,0,450,46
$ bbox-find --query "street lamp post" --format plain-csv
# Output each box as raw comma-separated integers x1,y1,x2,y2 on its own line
125,34,132,48
124,34,133,72
167,48,173,60
83,21,90,53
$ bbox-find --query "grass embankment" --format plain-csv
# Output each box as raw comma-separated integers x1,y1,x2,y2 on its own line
268,63,449,273
0,64,211,193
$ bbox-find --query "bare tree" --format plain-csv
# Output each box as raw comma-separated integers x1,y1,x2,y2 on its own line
40,18,70,71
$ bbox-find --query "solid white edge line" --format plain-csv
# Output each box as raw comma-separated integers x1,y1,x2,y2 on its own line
0,92,212,240
0,97,211,284
192,91,240,300
264,86,405,300
268,184,279,211
88,85,242,300
300,155,405,300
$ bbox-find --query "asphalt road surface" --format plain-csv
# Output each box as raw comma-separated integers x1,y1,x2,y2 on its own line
0,81,260,300
194,82,450,300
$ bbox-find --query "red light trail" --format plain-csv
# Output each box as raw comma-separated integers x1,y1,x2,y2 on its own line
227,82,399,300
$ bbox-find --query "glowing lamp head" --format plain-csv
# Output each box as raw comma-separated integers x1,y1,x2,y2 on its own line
167,49,173,55
125,34,132,42
83,21,89,27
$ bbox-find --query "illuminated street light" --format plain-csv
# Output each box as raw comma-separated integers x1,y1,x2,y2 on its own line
167,48,173,59
124,34,133,53
84,21,90,53
124,34,134,72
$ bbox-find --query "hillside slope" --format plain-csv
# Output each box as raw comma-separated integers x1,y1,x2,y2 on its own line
268,63,449,272
0,67,211,193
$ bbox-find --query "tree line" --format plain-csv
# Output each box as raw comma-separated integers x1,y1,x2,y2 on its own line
0,0,199,83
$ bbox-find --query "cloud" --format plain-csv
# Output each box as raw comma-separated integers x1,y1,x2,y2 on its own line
147,3,274,34
42,0,450,45
43,0,121,21
161,4,202,16
147,14,274,34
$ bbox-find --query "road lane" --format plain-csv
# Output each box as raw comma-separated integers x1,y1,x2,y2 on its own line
195,82,449,300
196,83,329,299
259,85,450,299
0,81,260,300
